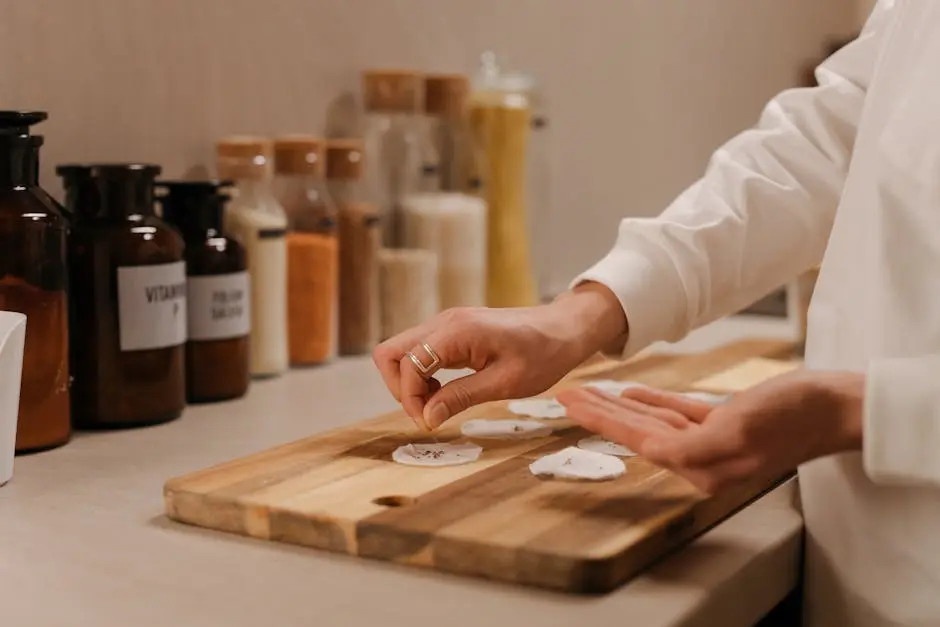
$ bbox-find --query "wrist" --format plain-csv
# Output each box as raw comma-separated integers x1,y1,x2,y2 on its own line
816,371,865,453
549,282,629,360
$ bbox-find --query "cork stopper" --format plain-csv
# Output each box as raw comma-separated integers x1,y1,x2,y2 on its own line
424,74,470,118
273,135,324,176
362,70,422,113
326,139,364,180
216,135,273,181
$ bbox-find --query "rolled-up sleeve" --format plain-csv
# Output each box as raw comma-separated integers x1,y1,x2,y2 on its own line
572,1,894,358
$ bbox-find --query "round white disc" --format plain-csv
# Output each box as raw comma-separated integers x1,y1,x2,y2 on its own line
577,435,636,458
682,391,729,405
581,379,647,395
460,419,554,440
392,442,483,467
529,446,626,481
507,398,567,419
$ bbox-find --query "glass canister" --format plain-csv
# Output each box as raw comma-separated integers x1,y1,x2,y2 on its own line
216,136,289,378
273,135,339,366
0,111,71,452
156,180,251,403
57,163,186,429
325,139,381,356
468,52,544,308
422,73,485,195
361,69,423,248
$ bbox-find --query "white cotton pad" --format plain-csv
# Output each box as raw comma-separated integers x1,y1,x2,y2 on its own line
682,391,729,405
507,398,567,419
460,419,554,440
577,435,637,458
581,379,647,395
392,442,483,467
529,446,626,482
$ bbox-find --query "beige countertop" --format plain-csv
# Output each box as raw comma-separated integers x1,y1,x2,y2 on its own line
0,316,803,627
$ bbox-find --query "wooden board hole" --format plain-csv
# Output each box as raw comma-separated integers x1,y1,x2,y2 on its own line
373,495,416,508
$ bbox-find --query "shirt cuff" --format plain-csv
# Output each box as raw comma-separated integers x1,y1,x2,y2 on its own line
568,226,689,360
863,354,940,487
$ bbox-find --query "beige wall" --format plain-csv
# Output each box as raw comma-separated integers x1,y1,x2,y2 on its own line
1,0,856,297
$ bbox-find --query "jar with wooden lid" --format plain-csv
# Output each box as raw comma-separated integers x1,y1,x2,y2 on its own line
422,73,485,195
216,136,289,378
361,69,423,248
0,111,71,452
273,135,339,365
57,163,186,429
157,180,250,403
326,139,381,356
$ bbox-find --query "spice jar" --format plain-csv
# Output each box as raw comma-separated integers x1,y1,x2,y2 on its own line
157,180,250,403
274,135,339,365
401,192,487,310
58,163,186,428
326,139,381,355
378,248,438,340
422,74,484,195
216,137,289,378
0,111,71,452
361,69,423,248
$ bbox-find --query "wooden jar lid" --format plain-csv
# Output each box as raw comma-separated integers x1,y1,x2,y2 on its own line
274,135,324,176
424,74,470,117
325,139,364,180
362,70,422,113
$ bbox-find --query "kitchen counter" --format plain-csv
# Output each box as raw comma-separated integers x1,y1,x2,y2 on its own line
0,316,803,627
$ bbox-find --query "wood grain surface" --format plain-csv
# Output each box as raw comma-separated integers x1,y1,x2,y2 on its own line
164,338,800,593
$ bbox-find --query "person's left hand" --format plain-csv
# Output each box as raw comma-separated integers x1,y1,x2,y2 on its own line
556,370,865,494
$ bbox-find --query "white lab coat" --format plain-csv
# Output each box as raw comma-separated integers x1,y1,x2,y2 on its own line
574,1,940,624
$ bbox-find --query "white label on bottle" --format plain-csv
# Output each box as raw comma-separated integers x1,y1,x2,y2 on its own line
187,272,251,341
117,261,188,352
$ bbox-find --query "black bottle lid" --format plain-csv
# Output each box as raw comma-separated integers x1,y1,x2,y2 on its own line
56,163,162,220
156,180,234,234
0,111,47,136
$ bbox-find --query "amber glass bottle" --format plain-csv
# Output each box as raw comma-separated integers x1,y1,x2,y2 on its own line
58,163,186,428
273,136,339,366
157,180,250,402
0,111,71,453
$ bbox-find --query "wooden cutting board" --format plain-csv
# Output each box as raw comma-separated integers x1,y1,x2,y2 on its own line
164,338,800,593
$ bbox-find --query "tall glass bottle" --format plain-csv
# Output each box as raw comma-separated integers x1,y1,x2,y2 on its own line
325,139,381,356
422,74,484,194
361,70,423,248
157,180,250,402
57,163,186,428
0,111,71,452
274,135,339,366
216,137,289,378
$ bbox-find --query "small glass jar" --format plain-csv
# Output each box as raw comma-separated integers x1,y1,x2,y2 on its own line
157,180,251,403
361,69,423,248
422,73,484,195
216,137,289,378
273,135,339,366
325,139,381,356
57,163,186,429
0,111,71,452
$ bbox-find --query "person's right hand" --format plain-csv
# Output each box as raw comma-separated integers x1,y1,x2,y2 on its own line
372,282,629,431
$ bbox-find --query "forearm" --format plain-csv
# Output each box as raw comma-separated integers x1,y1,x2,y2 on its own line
550,281,629,359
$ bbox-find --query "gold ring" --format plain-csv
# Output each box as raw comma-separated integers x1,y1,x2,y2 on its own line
406,343,441,378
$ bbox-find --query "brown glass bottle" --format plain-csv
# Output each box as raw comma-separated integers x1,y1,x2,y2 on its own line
57,163,186,428
0,111,71,453
157,181,250,403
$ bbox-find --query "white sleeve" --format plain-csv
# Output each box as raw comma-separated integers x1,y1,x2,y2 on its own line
864,356,940,486
571,1,895,358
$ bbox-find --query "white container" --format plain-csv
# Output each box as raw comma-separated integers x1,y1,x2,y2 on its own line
378,248,439,340
0,311,26,487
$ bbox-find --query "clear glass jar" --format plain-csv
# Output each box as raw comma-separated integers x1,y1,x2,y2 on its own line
156,180,251,403
422,73,485,195
0,111,71,452
273,135,339,365
325,139,381,356
58,163,186,429
469,52,544,308
360,69,423,248
216,136,289,378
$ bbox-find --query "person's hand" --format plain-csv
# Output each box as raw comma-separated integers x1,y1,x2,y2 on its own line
556,369,864,494
372,283,629,431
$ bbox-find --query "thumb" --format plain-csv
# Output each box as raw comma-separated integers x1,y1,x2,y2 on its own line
423,367,510,429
